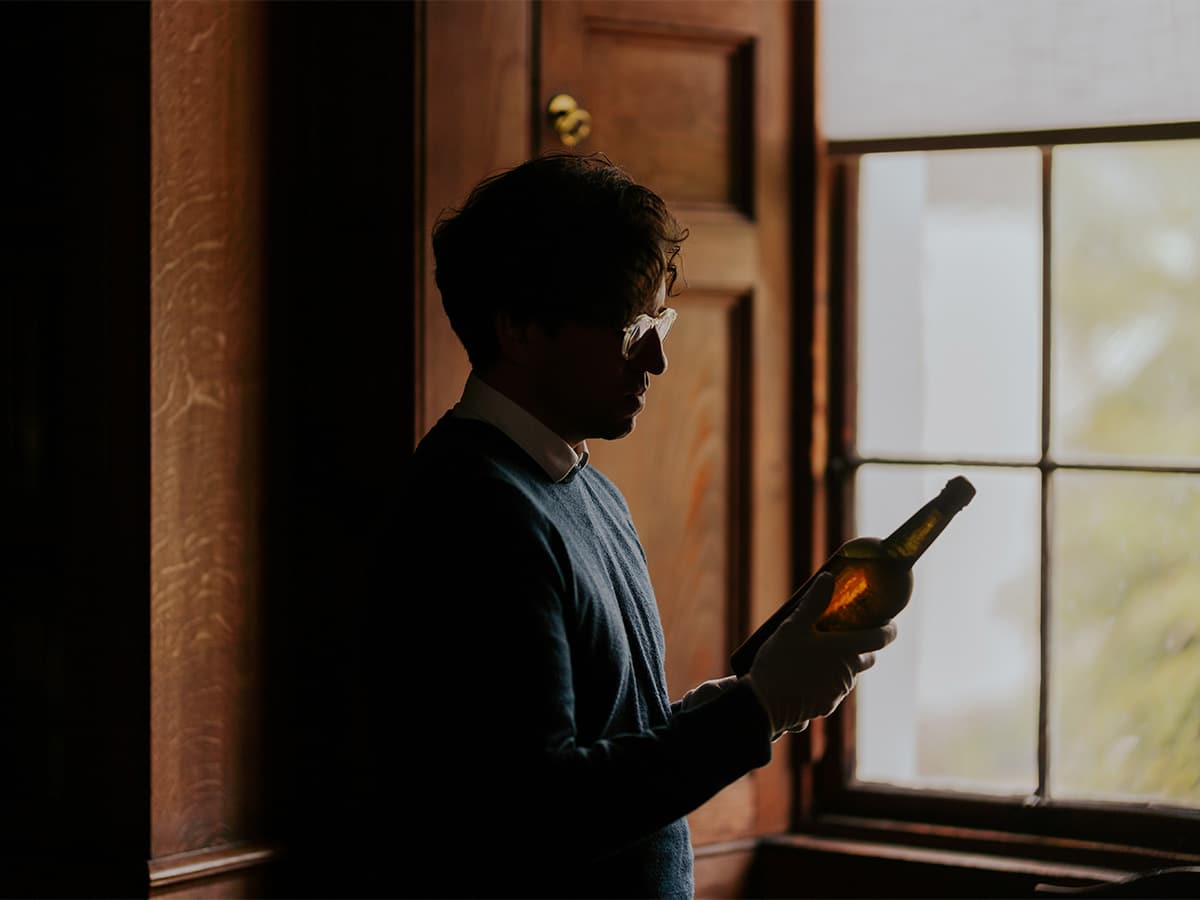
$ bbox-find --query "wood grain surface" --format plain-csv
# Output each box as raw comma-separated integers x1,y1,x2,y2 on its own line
150,0,267,860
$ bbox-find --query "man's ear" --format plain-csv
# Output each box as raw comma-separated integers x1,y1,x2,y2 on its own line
494,312,538,366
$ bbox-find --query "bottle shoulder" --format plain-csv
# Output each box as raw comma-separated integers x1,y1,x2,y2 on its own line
834,535,887,557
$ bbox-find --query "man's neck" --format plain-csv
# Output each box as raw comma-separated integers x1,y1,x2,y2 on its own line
476,367,583,451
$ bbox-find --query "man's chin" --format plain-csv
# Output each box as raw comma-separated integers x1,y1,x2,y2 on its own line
597,415,638,441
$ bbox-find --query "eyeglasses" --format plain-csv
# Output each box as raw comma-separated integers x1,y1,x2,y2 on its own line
621,307,677,360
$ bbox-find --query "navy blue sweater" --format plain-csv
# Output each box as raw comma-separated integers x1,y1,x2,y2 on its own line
388,415,772,898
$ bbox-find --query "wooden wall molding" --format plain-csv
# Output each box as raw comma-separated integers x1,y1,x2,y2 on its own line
148,841,279,889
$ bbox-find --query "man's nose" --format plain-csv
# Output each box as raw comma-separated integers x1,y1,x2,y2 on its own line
631,330,668,376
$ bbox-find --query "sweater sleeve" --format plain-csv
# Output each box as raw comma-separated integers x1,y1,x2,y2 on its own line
398,474,773,868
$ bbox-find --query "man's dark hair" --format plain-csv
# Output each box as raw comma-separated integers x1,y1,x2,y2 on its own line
432,151,688,371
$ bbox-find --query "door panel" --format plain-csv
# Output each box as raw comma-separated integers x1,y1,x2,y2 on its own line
540,0,795,842
592,290,749,689
572,17,754,211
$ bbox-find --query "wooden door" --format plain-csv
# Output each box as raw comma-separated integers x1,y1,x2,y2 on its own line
539,0,797,848
418,1,800,886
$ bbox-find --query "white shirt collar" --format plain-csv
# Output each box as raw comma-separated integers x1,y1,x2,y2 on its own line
451,372,589,483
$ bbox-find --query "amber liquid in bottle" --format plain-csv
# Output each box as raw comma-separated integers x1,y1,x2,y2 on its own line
730,475,976,676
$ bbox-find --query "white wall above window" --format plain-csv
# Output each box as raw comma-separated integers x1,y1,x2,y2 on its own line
820,0,1200,139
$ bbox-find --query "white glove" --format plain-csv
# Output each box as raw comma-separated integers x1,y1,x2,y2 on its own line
678,675,740,711
744,572,897,740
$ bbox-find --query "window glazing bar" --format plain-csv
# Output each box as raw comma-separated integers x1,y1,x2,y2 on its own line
827,121,1200,157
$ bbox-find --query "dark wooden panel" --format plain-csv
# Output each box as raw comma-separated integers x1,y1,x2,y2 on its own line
690,774,758,848
1,0,151,895
257,0,417,894
694,842,757,898
150,0,267,858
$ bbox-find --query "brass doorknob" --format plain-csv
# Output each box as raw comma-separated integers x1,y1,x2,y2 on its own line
547,93,592,147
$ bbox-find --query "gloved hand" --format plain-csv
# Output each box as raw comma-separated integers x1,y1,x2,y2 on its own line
743,572,896,740
678,675,740,711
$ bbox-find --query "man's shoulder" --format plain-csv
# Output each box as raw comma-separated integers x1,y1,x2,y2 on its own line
411,414,519,472
406,414,549,503
578,461,631,510
400,416,570,563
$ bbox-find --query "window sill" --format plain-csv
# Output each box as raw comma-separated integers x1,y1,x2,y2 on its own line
744,818,1200,898
804,813,1200,870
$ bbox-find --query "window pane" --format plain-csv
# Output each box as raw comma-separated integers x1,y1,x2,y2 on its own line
858,150,1041,462
854,464,1039,795
822,0,1200,140
1050,471,1200,808
1051,140,1200,464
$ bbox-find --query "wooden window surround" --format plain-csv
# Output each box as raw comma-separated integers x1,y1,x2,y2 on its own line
783,120,1200,890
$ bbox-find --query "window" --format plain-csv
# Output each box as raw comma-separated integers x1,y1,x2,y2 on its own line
814,0,1200,856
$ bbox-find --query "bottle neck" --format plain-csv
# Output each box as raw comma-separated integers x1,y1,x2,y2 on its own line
884,478,975,568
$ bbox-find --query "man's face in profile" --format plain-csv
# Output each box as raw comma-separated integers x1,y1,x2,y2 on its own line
530,277,670,447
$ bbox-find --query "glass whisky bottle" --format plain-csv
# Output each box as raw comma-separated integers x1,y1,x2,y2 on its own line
731,475,976,676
